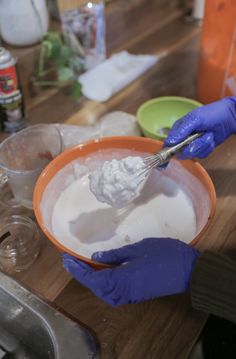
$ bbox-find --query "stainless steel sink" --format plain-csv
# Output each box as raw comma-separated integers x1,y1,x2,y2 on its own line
0,270,99,359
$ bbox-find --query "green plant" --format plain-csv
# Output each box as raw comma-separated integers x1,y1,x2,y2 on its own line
32,31,83,99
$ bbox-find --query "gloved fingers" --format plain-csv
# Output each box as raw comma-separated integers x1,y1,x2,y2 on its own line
63,253,95,283
177,132,215,159
165,112,201,146
91,238,177,265
63,254,109,293
92,244,138,265
63,254,122,306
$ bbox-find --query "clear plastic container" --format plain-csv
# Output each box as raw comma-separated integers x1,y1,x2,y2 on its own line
0,215,41,273
0,0,49,46
60,1,106,70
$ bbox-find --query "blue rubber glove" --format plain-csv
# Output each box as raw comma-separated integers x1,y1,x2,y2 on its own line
63,238,199,307
165,97,236,159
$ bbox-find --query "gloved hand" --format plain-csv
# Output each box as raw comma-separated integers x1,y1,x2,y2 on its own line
63,238,199,307
165,97,236,159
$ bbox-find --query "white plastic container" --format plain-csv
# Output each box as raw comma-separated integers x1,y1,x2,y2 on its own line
192,0,205,20
0,0,49,46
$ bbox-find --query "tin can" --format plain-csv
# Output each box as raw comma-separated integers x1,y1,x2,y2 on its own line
0,47,26,133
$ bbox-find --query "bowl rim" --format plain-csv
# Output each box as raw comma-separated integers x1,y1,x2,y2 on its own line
33,135,216,269
137,96,202,140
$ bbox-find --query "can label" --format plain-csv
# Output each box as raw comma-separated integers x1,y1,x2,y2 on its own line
0,50,26,133
0,65,18,96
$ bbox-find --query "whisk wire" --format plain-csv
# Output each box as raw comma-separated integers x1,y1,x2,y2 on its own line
135,154,163,184
135,132,202,185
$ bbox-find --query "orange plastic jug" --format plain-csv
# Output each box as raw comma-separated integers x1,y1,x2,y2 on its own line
198,1,236,103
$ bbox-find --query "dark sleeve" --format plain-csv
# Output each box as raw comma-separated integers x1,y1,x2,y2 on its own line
190,251,236,324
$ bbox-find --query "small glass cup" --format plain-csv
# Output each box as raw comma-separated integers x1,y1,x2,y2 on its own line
0,215,41,273
0,124,63,209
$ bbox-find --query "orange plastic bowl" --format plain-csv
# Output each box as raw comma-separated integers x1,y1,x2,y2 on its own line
34,136,216,269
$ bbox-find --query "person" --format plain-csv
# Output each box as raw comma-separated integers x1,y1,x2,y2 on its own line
62,96,236,324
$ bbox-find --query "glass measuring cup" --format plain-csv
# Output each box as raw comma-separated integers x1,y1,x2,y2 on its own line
0,124,63,209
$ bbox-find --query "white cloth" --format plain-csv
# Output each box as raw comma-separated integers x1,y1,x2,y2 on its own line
79,51,159,102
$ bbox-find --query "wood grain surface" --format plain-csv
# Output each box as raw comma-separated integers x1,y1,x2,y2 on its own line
2,1,234,358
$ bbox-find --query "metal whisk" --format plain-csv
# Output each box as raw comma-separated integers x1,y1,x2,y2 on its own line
137,132,202,182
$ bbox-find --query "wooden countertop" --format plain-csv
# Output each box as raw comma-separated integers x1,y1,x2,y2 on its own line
2,1,236,358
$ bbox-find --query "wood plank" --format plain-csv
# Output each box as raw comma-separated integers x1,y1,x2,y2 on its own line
54,280,206,359
27,88,83,125
57,0,122,13
57,0,86,13
106,2,180,54
13,236,71,302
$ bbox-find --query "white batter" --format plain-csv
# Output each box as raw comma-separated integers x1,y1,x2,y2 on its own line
89,156,146,208
51,169,196,258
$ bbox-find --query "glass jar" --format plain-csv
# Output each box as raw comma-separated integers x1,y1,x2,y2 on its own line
0,215,41,273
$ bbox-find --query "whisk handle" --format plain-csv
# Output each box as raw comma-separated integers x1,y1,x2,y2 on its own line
157,132,202,164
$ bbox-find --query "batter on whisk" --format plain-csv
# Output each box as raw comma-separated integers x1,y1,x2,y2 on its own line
89,155,147,208
89,132,200,208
